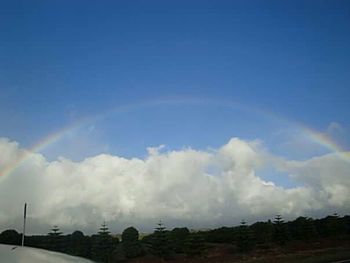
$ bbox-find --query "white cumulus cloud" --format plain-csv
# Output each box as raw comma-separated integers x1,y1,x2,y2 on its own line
0,137,349,234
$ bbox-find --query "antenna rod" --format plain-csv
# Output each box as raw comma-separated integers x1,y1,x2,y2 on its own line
21,203,27,246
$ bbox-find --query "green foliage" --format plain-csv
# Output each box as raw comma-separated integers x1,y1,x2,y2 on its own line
148,220,172,258
250,220,273,245
47,225,66,252
236,220,254,253
288,217,317,241
121,226,143,258
0,213,349,261
68,230,90,258
111,244,127,262
326,213,345,237
140,234,153,254
314,213,346,238
344,215,350,235
121,227,139,242
91,222,116,263
204,226,236,243
169,227,190,253
0,229,21,245
273,215,289,245
184,232,205,257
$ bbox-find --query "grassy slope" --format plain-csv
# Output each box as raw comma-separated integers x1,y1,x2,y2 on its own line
128,238,350,263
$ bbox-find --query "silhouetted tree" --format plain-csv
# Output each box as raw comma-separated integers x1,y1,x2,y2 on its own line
273,215,288,245
48,225,62,236
236,220,254,252
289,217,316,241
327,213,345,238
91,222,116,262
111,243,127,262
1,212,349,261
150,220,171,258
314,213,344,238
250,220,273,246
184,232,205,257
0,229,21,245
121,226,143,258
204,226,236,243
68,230,90,258
344,215,350,235
169,227,190,253
48,226,65,252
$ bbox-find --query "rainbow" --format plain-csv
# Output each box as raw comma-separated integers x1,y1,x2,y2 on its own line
300,125,350,162
0,119,86,178
1,97,349,179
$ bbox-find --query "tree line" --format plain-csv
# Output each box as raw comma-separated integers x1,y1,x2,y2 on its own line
0,214,349,262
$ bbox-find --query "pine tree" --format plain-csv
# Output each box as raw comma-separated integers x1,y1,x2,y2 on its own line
47,226,65,252
150,220,171,258
273,215,288,245
237,220,254,253
48,225,62,237
91,222,115,262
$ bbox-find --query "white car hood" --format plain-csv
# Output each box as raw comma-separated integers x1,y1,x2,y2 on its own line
0,244,95,263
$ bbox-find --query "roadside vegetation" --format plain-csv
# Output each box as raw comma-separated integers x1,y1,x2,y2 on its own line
0,213,349,262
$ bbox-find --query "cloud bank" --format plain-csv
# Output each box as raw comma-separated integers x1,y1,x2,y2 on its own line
0,137,349,234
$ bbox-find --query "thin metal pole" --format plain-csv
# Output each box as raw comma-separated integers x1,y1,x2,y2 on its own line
21,203,27,246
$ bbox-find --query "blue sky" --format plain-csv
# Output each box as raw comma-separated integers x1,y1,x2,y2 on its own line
1,0,349,159
1,1,350,233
